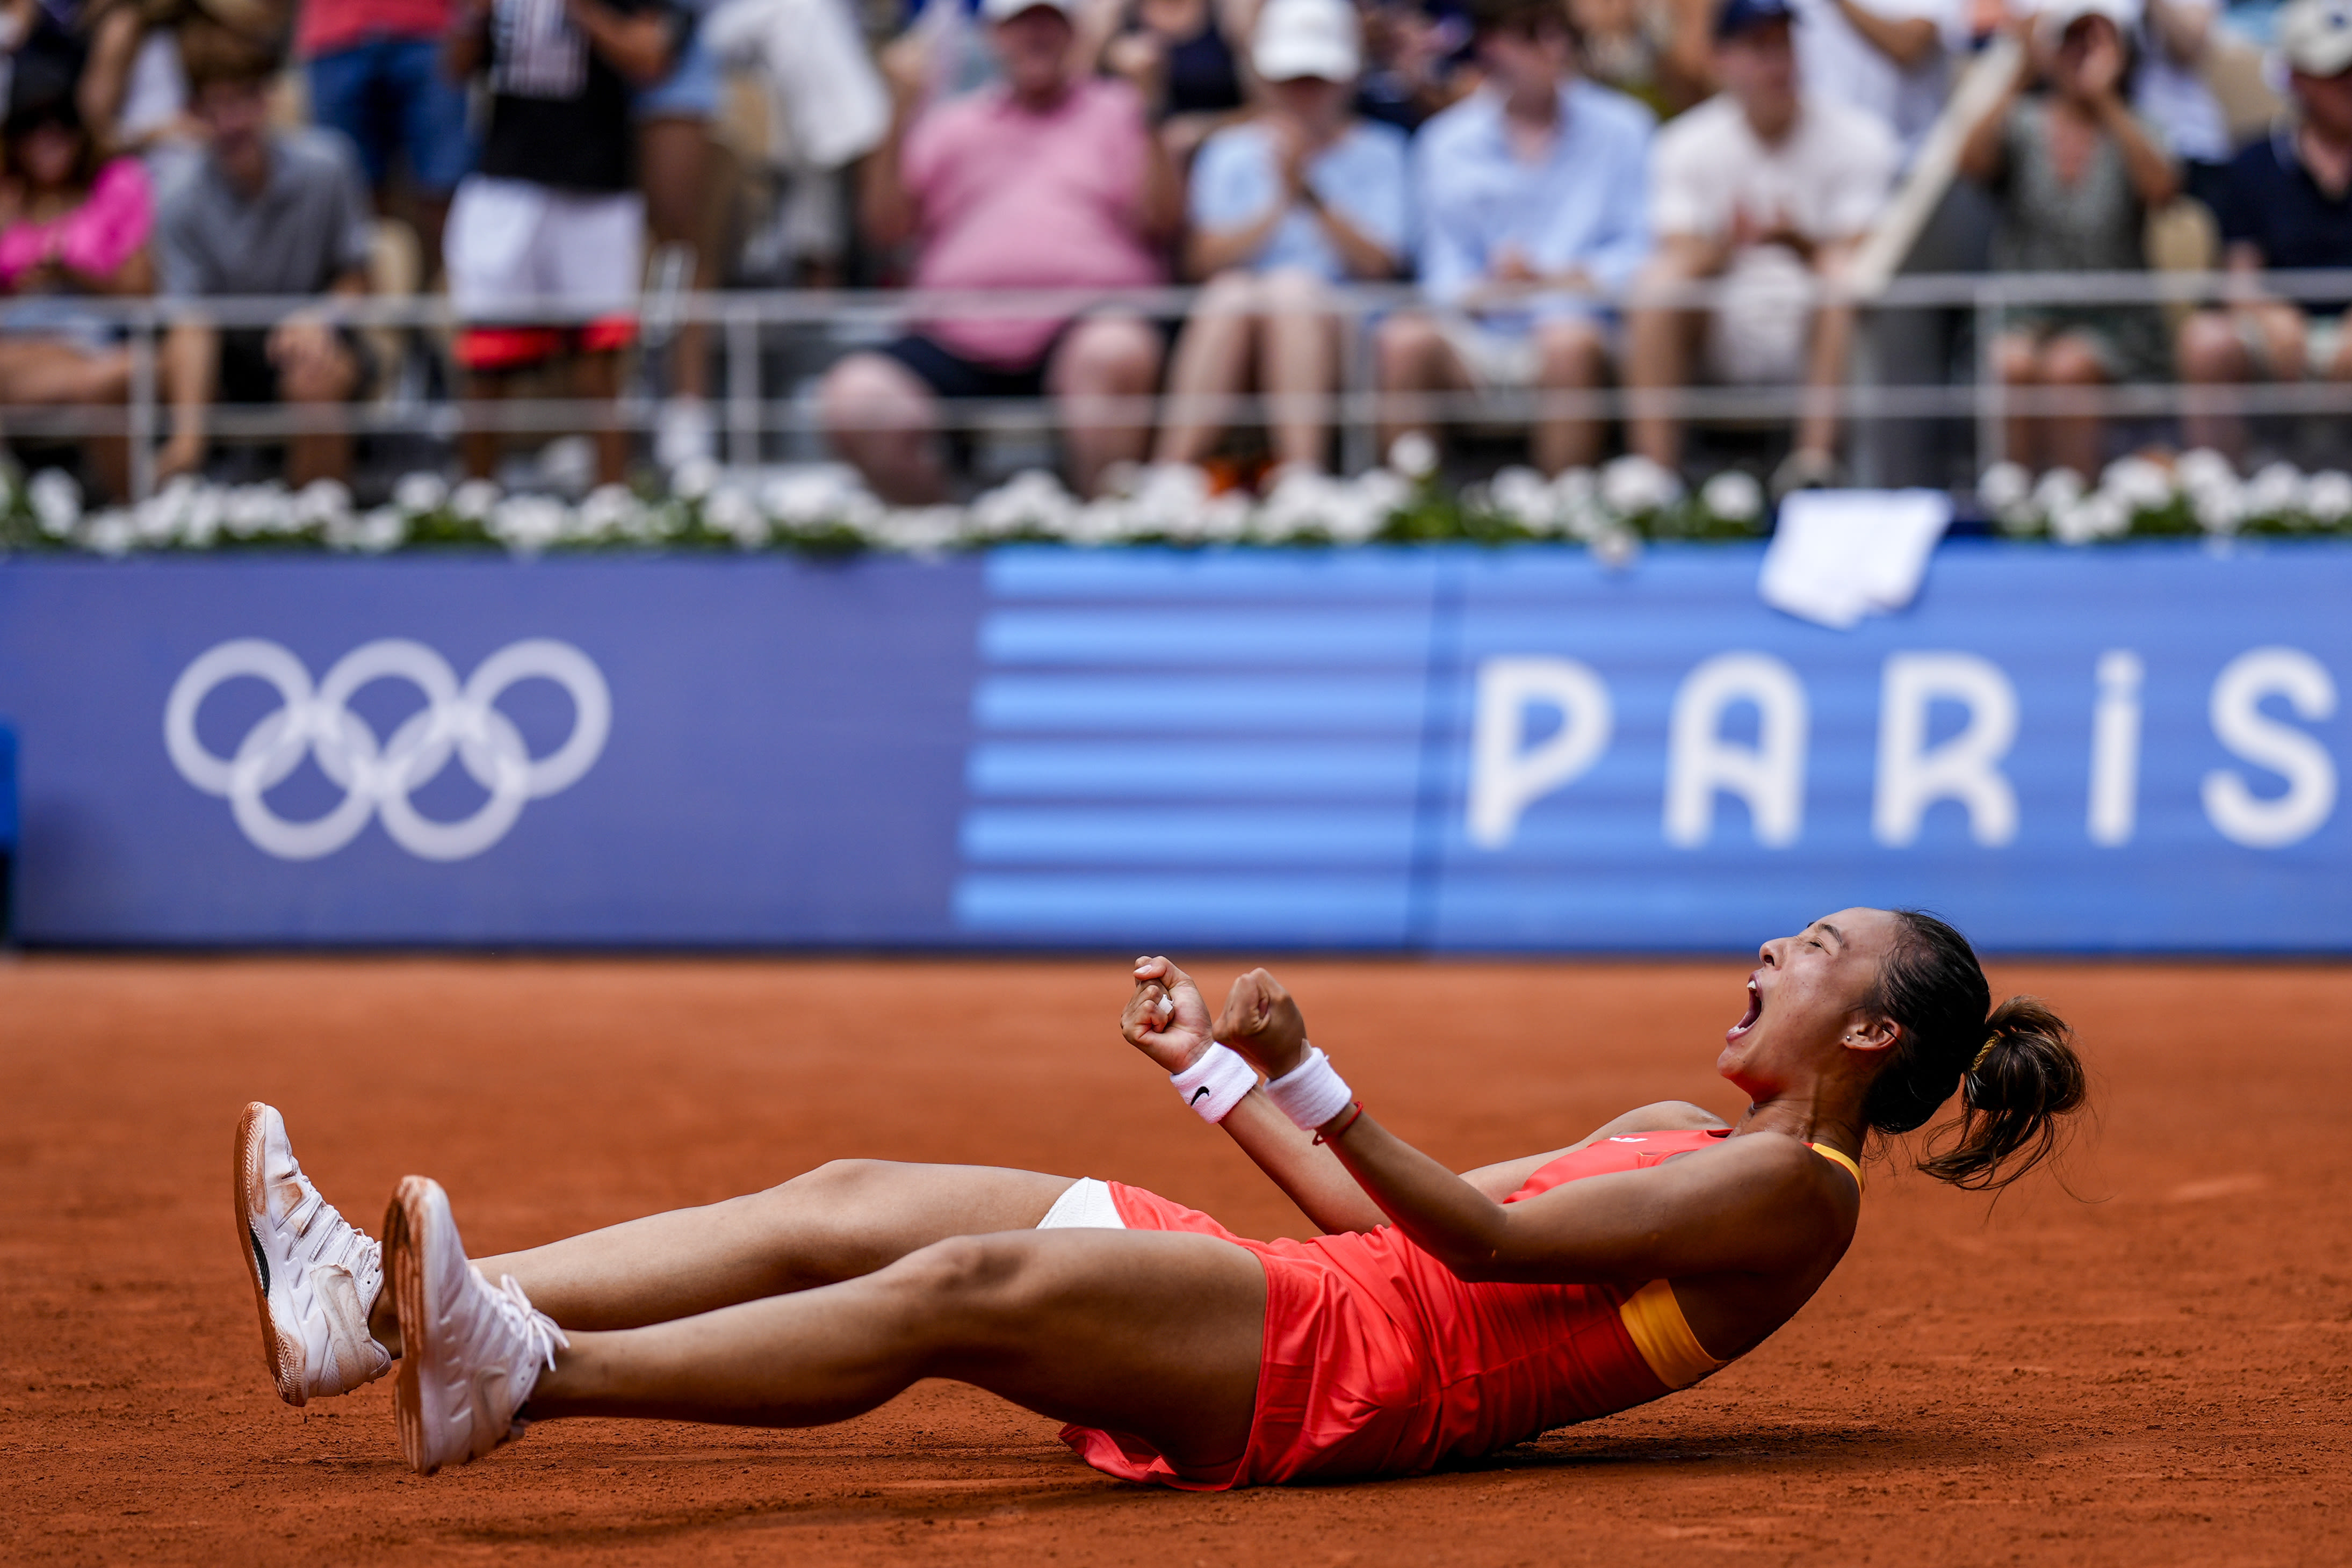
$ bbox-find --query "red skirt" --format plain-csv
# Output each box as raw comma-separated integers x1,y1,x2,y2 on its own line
1057,1182,1671,1490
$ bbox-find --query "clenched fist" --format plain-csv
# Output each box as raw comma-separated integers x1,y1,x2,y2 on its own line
1122,956,1215,1072
1214,967,1309,1080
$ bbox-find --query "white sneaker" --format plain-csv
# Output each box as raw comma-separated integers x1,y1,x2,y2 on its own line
385,1175,568,1476
234,1102,393,1407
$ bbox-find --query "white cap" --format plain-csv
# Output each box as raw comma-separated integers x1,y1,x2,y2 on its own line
2034,0,2137,44
980,0,1078,23
2278,0,2352,75
1253,0,1361,82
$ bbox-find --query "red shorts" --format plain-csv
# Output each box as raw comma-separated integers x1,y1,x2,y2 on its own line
454,318,637,372
1057,1183,1448,1491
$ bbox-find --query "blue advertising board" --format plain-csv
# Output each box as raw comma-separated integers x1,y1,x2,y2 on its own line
0,541,2345,951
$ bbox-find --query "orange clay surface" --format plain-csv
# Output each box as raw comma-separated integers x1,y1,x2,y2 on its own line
3,956,2347,1566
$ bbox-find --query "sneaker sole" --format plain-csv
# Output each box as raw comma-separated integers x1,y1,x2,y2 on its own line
384,1175,435,1474
233,1102,305,1407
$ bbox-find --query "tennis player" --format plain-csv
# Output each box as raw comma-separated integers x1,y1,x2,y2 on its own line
234,906,2086,1483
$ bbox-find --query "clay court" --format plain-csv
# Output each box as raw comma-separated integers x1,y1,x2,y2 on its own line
3,955,2345,1564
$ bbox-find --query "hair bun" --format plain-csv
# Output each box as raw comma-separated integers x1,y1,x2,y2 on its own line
1860,913,2090,1190
1933,996,2087,1184
1963,1023,2011,1110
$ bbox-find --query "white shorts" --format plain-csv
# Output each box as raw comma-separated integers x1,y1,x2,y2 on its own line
1431,311,1617,391
444,176,645,321
1433,315,1540,389
1703,248,1815,387
1035,1176,1127,1230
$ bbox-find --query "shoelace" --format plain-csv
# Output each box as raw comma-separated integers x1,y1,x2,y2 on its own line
488,1274,569,1374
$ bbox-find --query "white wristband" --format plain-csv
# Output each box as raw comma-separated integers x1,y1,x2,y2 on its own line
1171,1043,1257,1124
1263,1045,1353,1132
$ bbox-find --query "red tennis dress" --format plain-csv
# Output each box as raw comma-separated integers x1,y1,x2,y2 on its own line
1060,1127,1793,1489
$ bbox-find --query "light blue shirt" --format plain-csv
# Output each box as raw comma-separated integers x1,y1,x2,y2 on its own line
1411,80,1655,329
1188,118,1412,282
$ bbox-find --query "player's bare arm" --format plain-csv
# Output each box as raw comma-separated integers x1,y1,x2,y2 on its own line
1123,959,1737,1232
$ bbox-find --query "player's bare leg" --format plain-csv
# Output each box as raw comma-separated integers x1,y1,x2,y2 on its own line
363,954,1239,1359
368,1160,1081,1350
523,1226,1265,1473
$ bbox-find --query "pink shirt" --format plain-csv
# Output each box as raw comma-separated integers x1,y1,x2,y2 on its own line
298,0,453,58
901,78,1165,368
0,158,153,293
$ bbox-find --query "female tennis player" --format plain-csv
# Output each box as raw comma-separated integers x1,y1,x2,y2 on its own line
234,906,2086,1483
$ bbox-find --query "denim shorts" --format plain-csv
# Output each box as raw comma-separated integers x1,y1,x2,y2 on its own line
307,35,477,194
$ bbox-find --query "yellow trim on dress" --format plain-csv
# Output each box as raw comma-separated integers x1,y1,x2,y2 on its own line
1618,1143,1862,1390
1808,1141,1864,1188
1618,1278,1726,1389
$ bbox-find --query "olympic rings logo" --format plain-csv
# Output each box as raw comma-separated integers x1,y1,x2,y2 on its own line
164,638,611,862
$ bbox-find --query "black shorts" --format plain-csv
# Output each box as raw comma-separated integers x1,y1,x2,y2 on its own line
877,318,1182,402
217,327,377,406
878,334,1052,401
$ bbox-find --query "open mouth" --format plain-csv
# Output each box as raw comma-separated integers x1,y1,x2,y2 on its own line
1726,974,1763,1041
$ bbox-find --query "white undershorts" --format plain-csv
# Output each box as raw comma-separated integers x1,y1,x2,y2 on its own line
444,175,645,320
1035,1176,1127,1230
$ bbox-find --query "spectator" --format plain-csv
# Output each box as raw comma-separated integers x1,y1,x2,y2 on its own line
2174,0,2352,459
154,26,375,487
294,0,475,271
1960,0,2176,478
818,0,1179,502
443,0,680,487
1355,0,1473,130
704,0,890,286
0,85,154,498
1625,0,1898,488
885,0,1002,107
1570,0,1714,117
81,0,278,166
0,0,91,139
637,0,720,468
80,0,195,161
2137,0,2231,206
1374,0,1653,475
1153,0,1409,474
1786,0,1963,161
1092,0,1251,165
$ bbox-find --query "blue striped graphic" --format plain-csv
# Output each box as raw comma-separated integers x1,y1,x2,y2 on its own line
955,873,1411,941
969,743,1422,797
973,676,1426,730
981,610,1431,666
955,550,1437,941
962,808,1415,864
986,548,1442,599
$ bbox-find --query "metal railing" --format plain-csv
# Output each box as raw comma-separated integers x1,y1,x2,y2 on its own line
5,267,2347,500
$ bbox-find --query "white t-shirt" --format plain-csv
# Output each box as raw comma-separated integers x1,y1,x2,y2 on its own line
1652,92,1901,243
1786,0,1967,161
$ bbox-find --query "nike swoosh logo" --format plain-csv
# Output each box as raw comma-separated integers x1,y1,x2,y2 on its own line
1190,1086,1212,1105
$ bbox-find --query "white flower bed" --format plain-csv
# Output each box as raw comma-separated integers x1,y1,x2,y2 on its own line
1979,452,2352,542
9,448,2350,558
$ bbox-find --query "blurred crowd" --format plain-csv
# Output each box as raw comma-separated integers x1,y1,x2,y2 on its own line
0,0,2342,500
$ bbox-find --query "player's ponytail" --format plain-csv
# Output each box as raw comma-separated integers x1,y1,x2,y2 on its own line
1860,911,2088,1191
